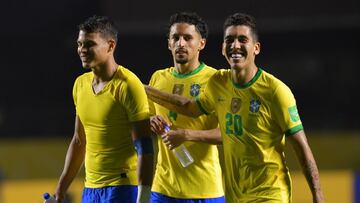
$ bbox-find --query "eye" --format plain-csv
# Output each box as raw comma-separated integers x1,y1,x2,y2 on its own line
238,36,248,43
224,37,234,44
171,35,180,41
183,35,192,41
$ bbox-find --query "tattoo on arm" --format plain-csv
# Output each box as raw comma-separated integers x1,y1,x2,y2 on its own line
302,159,321,193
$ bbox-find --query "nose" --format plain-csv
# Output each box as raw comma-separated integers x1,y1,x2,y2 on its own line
78,45,87,54
232,39,241,49
177,37,186,47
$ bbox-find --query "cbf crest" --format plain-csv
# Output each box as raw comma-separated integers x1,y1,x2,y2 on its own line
172,84,184,95
231,98,242,113
190,84,201,97
249,99,261,113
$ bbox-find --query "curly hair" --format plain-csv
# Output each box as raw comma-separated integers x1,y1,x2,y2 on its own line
167,12,208,39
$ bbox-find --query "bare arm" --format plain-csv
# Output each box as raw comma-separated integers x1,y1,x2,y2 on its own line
55,115,86,203
145,85,202,117
288,130,324,203
132,119,154,186
132,119,154,203
162,128,222,150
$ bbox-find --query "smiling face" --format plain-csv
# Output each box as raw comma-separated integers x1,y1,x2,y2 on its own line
77,30,115,69
168,23,205,65
222,25,260,71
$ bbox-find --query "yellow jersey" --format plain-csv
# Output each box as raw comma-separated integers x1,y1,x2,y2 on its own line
73,65,149,188
149,63,224,198
197,68,303,202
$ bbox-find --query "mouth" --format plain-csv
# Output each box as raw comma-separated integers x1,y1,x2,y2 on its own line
80,56,91,62
175,49,187,55
229,51,246,61
231,53,244,59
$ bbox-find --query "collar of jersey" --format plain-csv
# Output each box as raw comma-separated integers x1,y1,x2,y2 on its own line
171,62,205,78
232,68,263,89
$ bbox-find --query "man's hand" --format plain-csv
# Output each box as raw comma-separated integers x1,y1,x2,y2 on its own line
161,129,187,150
150,115,171,135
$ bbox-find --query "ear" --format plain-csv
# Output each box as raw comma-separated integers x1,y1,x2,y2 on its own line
198,38,206,51
167,38,171,51
108,39,116,53
221,42,226,56
254,42,261,55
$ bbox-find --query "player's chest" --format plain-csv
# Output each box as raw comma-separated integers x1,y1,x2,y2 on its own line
154,78,206,98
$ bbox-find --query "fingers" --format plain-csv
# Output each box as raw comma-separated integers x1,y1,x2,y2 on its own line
161,131,181,150
150,115,171,135
150,116,165,134
161,133,172,149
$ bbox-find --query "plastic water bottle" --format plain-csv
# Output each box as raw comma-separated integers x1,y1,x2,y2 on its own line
164,125,194,167
43,192,57,203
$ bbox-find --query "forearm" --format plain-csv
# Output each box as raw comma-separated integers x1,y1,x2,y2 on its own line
136,154,154,186
299,150,324,202
132,119,154,186
56,137,85,195
145,85,201,117
289,131,324,203
184,128,222,144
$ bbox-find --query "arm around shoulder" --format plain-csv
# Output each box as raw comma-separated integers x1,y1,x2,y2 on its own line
144,85,202,117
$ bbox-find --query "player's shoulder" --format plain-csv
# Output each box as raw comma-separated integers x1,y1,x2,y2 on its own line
115,65,144,83
74,70,92,84
260,68,292,94
116,65,136,78
210,68,231,82
151,67,172,78
201,63,218,75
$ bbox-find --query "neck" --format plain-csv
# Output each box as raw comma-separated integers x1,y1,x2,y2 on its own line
92,59,118,83
231,64,258,85
175,60,201,74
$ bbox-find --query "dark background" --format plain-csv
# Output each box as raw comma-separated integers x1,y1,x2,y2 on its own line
1,0,359,136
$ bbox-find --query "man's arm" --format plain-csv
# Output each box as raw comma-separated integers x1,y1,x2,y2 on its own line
145,85,202,117
132,119,154,203
55,115,86,203
162,128,222,150
288,130,325,203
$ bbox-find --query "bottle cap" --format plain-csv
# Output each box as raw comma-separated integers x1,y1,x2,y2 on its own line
164,125,170,132
43,192,50,199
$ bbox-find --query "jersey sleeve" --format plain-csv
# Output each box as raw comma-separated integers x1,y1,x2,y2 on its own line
72,77,80,112
196,73,217,115
122,74,150,122
272,83,303,136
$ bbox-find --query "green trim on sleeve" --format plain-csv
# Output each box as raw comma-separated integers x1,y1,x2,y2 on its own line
195,96,209,115
172,62,205,78
285,124,304,136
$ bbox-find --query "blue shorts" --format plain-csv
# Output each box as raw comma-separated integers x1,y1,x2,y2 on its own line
150,192,225,203
82,185,137,203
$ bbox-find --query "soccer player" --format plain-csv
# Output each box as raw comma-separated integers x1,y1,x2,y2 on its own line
148,12,225,203
54,16,153,203
145,13,324,202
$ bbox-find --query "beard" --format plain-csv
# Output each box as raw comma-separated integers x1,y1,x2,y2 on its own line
175,57,188,64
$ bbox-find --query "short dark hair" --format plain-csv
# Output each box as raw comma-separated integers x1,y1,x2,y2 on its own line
78,15,118,42
223,13,259,42
168,12,208,39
